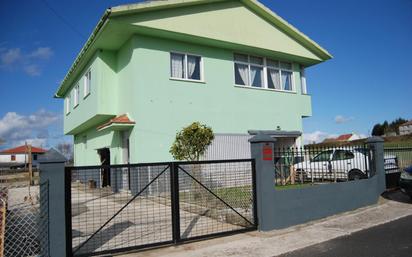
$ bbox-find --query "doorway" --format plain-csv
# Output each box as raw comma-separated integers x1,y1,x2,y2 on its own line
98,148,111,187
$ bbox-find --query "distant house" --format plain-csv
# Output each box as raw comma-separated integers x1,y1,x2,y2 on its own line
323,133,364,143
399,121,412,136
0,145,47,168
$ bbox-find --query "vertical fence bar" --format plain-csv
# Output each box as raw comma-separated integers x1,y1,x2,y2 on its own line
64,167,73,257
170,163,181,244
251,159,258,227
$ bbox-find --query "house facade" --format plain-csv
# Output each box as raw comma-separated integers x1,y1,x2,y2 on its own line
55,0,331,166
0,145,47,168
399,121,412,135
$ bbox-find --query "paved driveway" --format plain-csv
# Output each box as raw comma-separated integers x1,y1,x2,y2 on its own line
71,185,243,255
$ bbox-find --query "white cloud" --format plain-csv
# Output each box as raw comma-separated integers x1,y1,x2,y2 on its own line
28,47,53,59
0,110,60,148
303,131,338,145
335,115,354,124
0,46,53,76
0,48,21,66
24,64,41,76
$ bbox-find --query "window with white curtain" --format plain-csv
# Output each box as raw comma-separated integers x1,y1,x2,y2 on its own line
65,95,71,115
73,83,79,107
84,69,91,97
234,53,294,92
170,52,202,81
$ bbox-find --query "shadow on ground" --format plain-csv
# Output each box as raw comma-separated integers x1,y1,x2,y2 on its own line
382,189,411,204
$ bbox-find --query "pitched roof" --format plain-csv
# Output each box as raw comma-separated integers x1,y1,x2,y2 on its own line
55,0,332,98
400,120,412,127
336,134,353,141
0,145,47,154
97,114,135,131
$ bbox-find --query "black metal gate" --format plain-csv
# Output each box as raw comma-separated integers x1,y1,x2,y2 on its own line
66,159,257,257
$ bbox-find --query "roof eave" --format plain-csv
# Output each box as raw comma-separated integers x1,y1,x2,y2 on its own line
55,8,112,98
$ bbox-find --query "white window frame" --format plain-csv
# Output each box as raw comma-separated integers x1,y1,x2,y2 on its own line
300,66,307,94
73,83,79,108
170,52,204,83
84,69,91,98
234,53,296,93
65,95,71,115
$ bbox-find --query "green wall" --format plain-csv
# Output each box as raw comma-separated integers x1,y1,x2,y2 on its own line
69,34,312,165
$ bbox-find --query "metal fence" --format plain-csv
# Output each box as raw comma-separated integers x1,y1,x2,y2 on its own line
384,146,412,188
67,159,256,257
274,145,371,186
0,168,49,257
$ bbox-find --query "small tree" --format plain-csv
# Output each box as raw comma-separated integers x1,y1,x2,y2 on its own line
170,122,214,161
170,122,214,204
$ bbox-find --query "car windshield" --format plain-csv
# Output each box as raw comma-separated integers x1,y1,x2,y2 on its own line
312,150,333,162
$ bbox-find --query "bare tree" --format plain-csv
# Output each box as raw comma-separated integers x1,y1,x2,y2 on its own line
56,142,74,163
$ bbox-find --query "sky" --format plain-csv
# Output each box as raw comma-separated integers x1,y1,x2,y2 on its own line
0,0,411,149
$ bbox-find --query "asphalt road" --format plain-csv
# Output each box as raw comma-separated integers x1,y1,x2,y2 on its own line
278,214,412,257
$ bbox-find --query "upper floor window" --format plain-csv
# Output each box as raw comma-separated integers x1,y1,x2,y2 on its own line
300,66,307,94
170,52,202,81
10,155,16,161
84,69,91,97
73,83,79,107
234,53,294,92
65,95,71,115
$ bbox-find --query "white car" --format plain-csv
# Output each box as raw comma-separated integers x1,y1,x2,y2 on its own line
293,148,398,181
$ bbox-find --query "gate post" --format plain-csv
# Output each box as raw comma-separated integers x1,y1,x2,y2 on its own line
38,149,68,257
366,136,386,193
249,133,276,231
170,162,181,243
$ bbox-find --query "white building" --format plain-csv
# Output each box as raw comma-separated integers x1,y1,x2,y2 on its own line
0,145,47,168
399,121,412,136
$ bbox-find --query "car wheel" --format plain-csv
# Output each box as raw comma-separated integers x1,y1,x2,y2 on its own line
348,169,364,181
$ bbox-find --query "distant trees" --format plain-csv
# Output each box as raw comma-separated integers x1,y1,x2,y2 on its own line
371,118,408,136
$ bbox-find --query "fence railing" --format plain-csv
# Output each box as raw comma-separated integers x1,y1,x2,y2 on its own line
0,168,49,257
274,145,371,187
383,146,412,189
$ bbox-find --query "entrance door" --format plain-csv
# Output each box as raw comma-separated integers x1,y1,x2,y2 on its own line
98,148,111,187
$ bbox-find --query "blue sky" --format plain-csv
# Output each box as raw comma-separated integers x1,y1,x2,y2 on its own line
0,0,411,148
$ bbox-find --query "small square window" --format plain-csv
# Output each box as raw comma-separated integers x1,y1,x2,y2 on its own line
11,155,16,161
170,53,202,81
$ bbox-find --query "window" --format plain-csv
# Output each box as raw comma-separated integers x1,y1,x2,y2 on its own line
300,66,307,94
332,150,354,161
170,52,202,81
312,150,333,162
234,53,294,91
11,155,16,161
65,95,71,114
84,70,91,97
33,154,38,161
73,83,79,107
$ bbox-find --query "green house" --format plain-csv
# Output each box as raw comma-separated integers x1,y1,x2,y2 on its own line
55,0,331,166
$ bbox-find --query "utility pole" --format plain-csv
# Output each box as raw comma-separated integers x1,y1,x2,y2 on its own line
28,144,33,186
